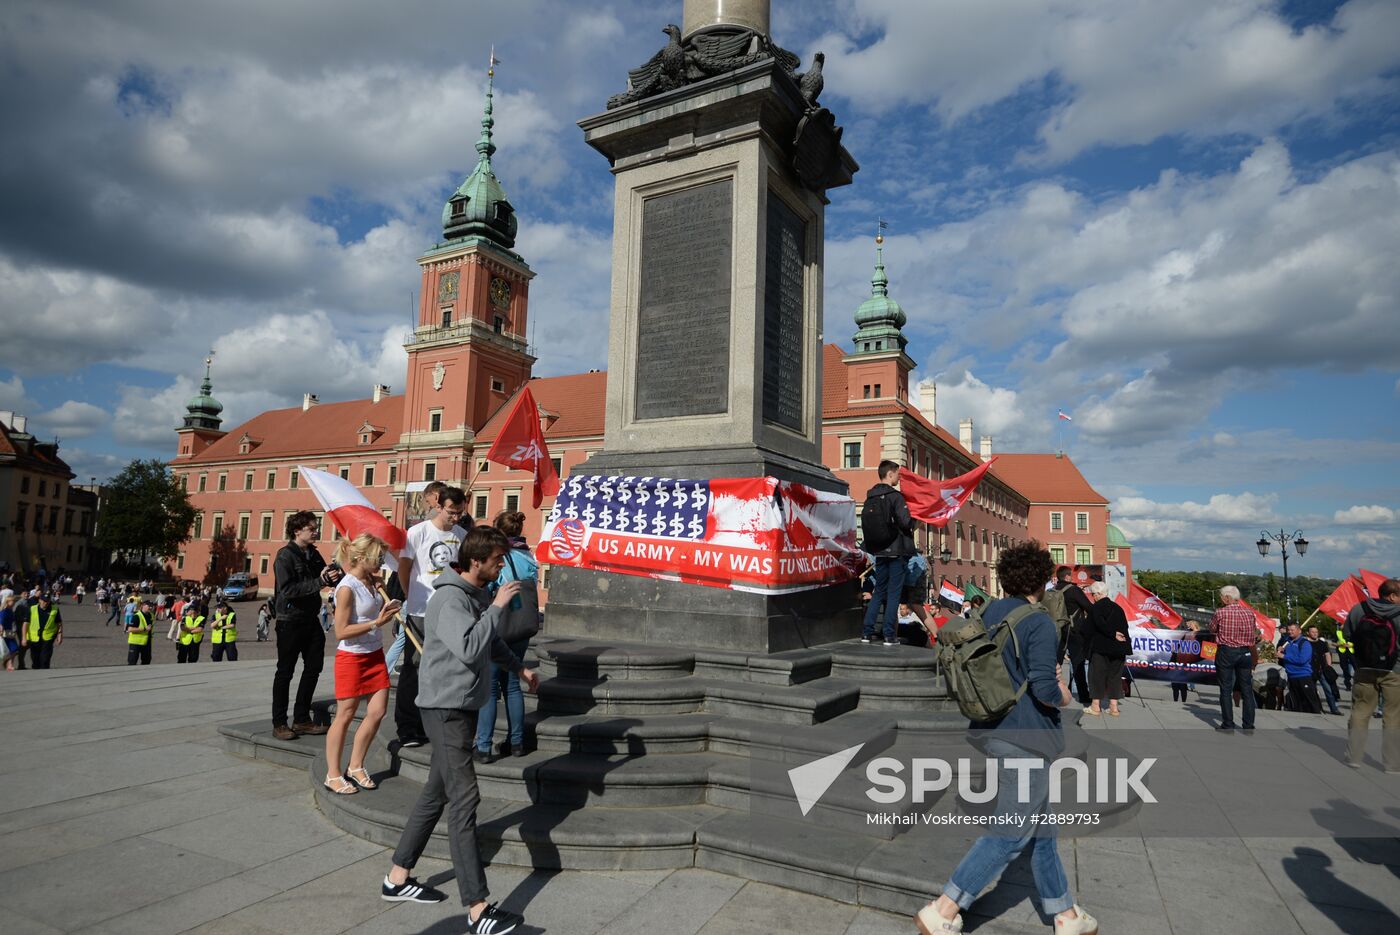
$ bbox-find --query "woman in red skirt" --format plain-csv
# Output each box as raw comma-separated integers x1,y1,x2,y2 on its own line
324,533,402,795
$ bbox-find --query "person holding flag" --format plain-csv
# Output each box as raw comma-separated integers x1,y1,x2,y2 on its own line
860,461,917,646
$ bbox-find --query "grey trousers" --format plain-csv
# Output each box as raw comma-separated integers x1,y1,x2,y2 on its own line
391,707,489,905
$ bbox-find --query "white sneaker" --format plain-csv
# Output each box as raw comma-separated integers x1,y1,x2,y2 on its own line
915,903,963,934
1055,905,1099,934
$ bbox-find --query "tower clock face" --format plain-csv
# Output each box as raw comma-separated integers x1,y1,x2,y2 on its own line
489,276,511,309
437,271,459,302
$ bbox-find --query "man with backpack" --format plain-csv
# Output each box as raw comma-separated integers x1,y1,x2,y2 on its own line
1344,577,1400,771
860,461,916,647
1050,567,1094,704
919,541,1098,935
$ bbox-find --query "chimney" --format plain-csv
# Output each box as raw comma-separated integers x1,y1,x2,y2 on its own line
918,381,937,426
980,435,993,462
959,417,974,454
372,384,389,403
302,393,319,412
12,414,27,434
0,410,11,430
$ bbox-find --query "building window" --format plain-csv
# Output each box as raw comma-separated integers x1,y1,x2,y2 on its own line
429,410,442,432
1076,547,1093,565
177,553,185,570
261,514,273,540
423,461,437,481
388,463,398,486
15,504,26,529
38,479,47,497
193,514,204,539
474,493,488,519
20,476,29,494
874,384,881,397
260,555,270,575
197,474,206,492
290,470,299,489
441,308,452,327
48,506,57,531
339,466,350,481
551,457,562,477
238,514,250,540
1106,547,1118,562
214,473,225,492
243,556,253,573
364,465,375,486
1049,545,1066,565
212,514,224,538
863,384,871,399
491,377,505,393
477,459,488,473
842,441,861,469
266,470,276,490
244,472,254,491
493,316,505,334
505,493,519,513
1076,512,1089,533
1049,512,1063,532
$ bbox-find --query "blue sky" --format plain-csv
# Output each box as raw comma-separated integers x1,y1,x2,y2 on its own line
0,0,1396,578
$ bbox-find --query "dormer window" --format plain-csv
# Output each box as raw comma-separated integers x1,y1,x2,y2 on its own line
237,432,261,455
450,198,466,218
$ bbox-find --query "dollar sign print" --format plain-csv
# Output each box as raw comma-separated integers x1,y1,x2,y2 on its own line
636,482,651,507
669,514,685,536
548,503,562,523
688,515,705,537
599,476,614,500
656,486,670,508
584,477,598,500
617,478,633,503
598,505,614,529
633,511,648,533
564,502,579,519
615,506,629,530
582,504,596,525
652,513,667,535
691,486,708,510
567,476,584,497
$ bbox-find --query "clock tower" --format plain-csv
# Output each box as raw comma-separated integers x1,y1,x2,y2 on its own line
398,56,536,494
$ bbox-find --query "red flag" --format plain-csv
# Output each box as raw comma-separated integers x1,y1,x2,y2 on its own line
1121,581,1183,629
485,387,560,509
1319,576,1368,623
1114,592,1155,627
899,459,995,528
1237,599,1278,643
1359,569,1390,597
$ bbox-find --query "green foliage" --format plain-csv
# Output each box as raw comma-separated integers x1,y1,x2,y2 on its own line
95,459,197,562
206,528,248,586
1136,568,1344,636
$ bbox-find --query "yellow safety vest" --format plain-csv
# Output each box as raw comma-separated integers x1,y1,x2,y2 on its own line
1336,637,1354,655
211,611,237,644
179,614,205,645
127,611,151,646
27,606,59,641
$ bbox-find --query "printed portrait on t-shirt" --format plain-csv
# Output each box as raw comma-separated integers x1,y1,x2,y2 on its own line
427,540,457,575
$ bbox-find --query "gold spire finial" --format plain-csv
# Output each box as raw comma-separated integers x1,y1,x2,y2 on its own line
876,216,888,245
488,44,498,78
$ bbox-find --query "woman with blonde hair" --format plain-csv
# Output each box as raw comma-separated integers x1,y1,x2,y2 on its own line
324,533,402,795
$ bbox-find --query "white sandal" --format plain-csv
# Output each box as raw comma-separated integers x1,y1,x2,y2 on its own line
346,766,377,790
323,774,357,795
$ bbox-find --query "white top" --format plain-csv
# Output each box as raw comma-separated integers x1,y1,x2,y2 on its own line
401,520,468,617
335,575,384,654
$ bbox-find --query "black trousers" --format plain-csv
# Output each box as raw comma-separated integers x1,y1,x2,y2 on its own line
1288,676,1321,714
272,620,324,727
395,620,426,743
31,639,55,669
211,642,238,661
127,643,152,665
176,642,201,663
1066,634,1091,703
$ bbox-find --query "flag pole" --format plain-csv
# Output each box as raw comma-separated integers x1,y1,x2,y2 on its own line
1298,606,1322,629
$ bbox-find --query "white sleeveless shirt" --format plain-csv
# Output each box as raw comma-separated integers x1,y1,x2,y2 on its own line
334,575,384,654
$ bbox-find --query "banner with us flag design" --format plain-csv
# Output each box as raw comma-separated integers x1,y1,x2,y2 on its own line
536,474,866,594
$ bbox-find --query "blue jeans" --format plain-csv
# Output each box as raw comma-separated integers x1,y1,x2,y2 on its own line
862,557,907,643
1319,673,1341,713
943,739,1074,916
384,626,406,674
1215,644,1256,729
476,638,530,753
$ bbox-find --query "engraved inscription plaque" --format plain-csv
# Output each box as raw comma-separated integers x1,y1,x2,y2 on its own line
762,194,806,431
635,180,733,420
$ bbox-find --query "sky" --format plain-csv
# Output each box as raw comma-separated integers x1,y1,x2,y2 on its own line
0,0,1396,578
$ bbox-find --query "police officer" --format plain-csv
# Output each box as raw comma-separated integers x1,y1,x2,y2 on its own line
1335,633,1355,691
25,594,62,669
177,603,206,663
210,600,239,662
126,599,154,665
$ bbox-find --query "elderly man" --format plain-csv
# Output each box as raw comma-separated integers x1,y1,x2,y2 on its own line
1210,585,1259,731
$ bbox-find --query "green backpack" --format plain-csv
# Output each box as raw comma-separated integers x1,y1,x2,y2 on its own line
936,603,1039,722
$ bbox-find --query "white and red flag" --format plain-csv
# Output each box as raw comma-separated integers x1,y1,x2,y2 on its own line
485,386,560,509
1116,581,1183,629
298,465,406,552
898,459,996,528
1057,409,1073,422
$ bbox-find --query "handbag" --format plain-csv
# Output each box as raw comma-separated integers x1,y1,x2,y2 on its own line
494,552,541,644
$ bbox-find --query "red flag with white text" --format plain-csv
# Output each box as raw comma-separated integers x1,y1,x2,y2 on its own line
1119,581,1183,629
1319,576,1368,623
899,459,996,528
485,386,560,509
1359,568,1391,597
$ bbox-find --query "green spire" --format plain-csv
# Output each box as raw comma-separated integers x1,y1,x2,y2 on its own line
183,352,224,431
442,48,518,248
852,230,908,354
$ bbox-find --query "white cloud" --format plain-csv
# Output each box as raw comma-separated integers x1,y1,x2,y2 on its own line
1333,505,1397,525
0,374,31,412
35,400,108,439
921,370,1044,451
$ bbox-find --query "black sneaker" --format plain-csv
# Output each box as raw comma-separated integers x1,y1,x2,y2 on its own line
466,903,522,934
474,748,496,765
399,737,426,749
381,875,447,903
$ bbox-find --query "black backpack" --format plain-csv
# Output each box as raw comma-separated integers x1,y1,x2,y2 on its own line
860,492,897,552
1355,609,1398,671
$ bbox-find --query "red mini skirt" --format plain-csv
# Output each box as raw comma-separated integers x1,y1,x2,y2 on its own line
334,648,390,699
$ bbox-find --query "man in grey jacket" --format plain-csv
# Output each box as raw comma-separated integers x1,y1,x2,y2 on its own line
1344,577,1400,772
379,525,540,934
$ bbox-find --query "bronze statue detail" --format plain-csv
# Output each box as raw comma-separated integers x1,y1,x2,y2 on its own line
606,22,807,110
607,25,689,110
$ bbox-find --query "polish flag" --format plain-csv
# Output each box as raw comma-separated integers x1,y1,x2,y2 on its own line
1319,576,1368,623
899,459,995,529
298,465,406,552
1057,410,1073,422
485,386,560,509
1359,568,1391,597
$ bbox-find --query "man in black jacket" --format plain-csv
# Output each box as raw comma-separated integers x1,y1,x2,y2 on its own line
271,511,341,740
1055,567,1094,704
861,461,916,647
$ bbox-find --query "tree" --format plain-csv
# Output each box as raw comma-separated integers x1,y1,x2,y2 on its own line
96,459,197,565
206,528,249,585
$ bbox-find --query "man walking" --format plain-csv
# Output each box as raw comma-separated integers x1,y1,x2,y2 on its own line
1280,623,1321,714
1210,585,1259,730
24,594,62,669
1054,566,1094,704
1345,578,1400,771
272,511,339,741
395,486,469,749
378,525,539,934
860,461,916,647
126,598,154,665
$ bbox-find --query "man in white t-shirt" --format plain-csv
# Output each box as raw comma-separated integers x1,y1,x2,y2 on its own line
393,485,468,748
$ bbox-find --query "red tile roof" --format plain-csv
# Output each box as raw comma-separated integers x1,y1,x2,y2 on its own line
0,421,73,475
988,453,1108,505
187,396,406,463
476,372,608,443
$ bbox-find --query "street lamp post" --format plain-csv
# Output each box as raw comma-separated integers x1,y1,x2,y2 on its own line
1256,529,1309,625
